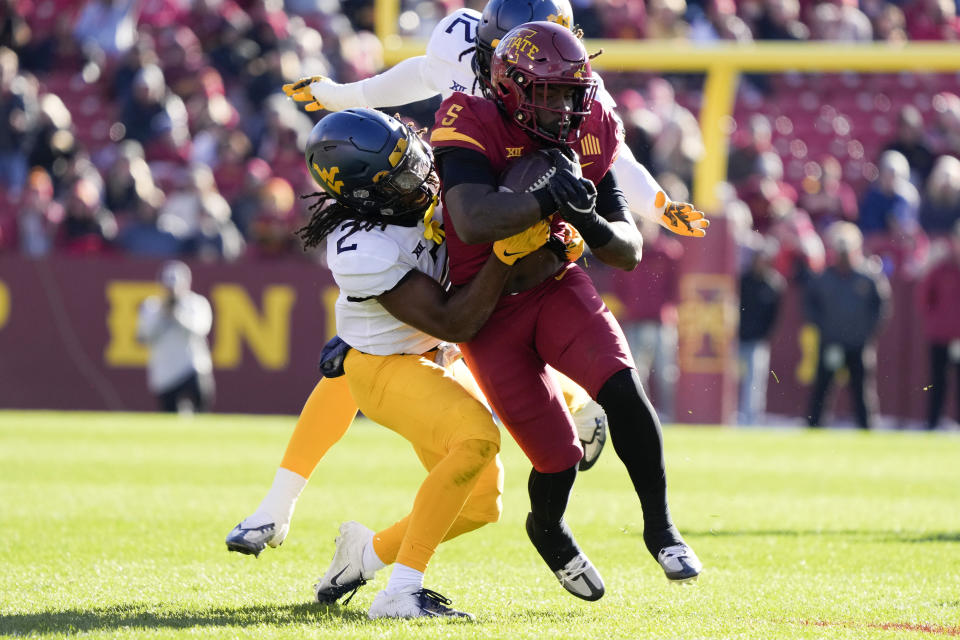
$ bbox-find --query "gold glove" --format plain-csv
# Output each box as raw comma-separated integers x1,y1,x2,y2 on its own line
656,191,709,238
493,220,551,265
282,76,327,112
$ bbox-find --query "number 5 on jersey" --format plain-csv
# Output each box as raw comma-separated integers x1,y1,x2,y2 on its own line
441,104,463,126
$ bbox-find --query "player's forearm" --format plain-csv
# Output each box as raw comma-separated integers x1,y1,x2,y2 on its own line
444,184,544,244
576,170,642,270
613,149,666,222
358,57,439,106
435,256,511,342
312,57,437,110
438,149,546,243
589,220,643,271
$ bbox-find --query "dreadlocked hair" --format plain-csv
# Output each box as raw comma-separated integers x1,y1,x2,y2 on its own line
296,167,440,250
296,192,387,250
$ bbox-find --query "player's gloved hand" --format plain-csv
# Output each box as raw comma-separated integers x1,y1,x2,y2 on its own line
542,147,583,179
282,76,328,112
656,191,710,238
493,219,551,265
546,168,598,231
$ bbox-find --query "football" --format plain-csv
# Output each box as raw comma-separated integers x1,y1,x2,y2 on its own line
498,149,556,194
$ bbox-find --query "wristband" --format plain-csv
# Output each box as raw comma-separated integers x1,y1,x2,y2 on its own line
577,216,615,248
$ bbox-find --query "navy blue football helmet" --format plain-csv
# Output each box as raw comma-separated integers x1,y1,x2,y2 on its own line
474,0,574,98
305,108,437,218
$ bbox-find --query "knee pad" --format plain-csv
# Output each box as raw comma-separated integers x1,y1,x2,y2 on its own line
457,455,504,524
446,438,501,490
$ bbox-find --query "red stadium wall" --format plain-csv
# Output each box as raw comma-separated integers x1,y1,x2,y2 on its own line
0,256,336,414
0,254,947,424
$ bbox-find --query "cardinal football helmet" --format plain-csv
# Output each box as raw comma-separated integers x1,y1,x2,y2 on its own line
490,21,597,145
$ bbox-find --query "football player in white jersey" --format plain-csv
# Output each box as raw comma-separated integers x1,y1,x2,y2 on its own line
251,108,548,619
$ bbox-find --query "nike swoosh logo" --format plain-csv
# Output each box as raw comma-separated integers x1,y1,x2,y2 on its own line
580,162,593,167
502,250,526,257
328,566,349,587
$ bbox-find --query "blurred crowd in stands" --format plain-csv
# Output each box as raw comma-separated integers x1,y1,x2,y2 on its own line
1,0,958,427
0,0,958,267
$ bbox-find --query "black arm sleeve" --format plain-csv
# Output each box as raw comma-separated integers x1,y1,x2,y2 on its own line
435,147,497,190
594,166,631,224
436,146,557,217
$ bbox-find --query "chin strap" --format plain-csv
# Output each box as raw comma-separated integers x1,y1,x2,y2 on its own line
421,197,444,244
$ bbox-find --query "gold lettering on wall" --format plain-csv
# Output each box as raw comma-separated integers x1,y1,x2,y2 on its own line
0,280,10,330
796,324,819,385
211,285,295,370
104,281,164,366
106,282,296,370
322,286,339,341
676,274,737,374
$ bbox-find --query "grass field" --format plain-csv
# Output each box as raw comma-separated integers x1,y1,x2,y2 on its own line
1,411,959,639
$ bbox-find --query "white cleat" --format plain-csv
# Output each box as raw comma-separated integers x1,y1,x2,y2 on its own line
573,399,608,471
368,587,475,620
658,543,703,583
314,521,376,604
554,552,605,601
225,511,288,557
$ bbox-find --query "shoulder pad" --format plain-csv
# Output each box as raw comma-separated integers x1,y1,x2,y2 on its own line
327,229,401,277
427,8,482,59
325,226,413,298
431,93,493,153
595,75,618,112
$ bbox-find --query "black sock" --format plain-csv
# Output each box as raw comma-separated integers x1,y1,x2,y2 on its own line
528,464,577,526
597,368,681,556
526,465,579,570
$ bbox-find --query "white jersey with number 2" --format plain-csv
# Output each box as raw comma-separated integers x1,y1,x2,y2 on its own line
423,9,484,100
327,213,447,356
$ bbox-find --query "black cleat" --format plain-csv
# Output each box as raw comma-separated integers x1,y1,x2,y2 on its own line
525,512,605,601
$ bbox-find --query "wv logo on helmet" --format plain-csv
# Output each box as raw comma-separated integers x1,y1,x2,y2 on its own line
313,163,344,194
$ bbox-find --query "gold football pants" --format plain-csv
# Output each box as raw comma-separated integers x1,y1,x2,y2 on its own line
343,349,503,572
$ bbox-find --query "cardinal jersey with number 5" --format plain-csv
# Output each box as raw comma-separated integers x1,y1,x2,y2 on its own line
430,91,622,286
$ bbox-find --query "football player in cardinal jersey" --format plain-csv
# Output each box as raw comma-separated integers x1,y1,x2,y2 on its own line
430,22,702,595
234,108,549,620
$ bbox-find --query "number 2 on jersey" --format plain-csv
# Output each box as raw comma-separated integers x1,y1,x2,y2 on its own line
337,224,358,254
445,13,479,43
